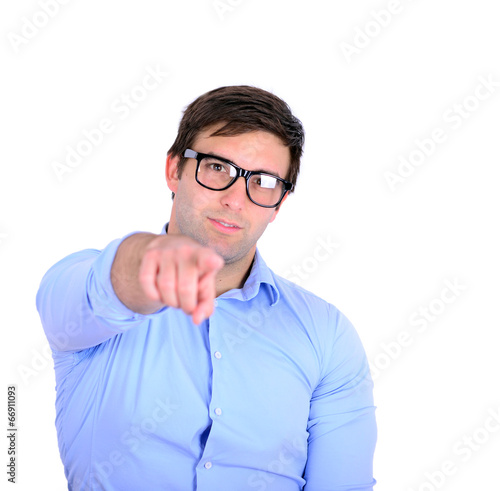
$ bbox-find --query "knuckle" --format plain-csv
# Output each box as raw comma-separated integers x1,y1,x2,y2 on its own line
157,275,175,291
137,270,152,286
177,281,194,295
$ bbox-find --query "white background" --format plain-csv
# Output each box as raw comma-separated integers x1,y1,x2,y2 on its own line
2,0,499,489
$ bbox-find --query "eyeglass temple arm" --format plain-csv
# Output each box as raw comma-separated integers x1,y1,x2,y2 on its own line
183,149,197,159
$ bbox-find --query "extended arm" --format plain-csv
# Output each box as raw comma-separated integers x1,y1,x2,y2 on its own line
36,232,223,351
111,232,223,321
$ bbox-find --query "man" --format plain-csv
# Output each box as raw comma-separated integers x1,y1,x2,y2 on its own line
37,85,377,490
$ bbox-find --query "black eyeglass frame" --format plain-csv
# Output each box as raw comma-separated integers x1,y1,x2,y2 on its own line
183,149,292,208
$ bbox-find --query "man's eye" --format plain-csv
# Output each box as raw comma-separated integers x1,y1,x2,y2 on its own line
251,174,277,189
206,161,227,173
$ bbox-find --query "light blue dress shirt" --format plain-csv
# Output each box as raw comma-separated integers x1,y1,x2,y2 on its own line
36,226,377,491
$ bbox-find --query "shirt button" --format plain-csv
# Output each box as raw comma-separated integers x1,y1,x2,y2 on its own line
214,407,222,416
214,299,218,307
214,351,222,359
204,461,212,469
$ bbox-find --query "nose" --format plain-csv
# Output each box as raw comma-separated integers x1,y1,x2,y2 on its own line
219,176,248,210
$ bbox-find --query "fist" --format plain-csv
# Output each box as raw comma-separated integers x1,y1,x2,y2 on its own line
138,235,225,324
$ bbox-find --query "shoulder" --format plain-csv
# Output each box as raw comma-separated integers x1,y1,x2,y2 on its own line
269,270,352,337
268,270,368,380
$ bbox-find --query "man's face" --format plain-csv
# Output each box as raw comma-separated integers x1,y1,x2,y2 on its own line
166,127,290,267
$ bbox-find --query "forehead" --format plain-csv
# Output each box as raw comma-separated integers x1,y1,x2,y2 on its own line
192,126,291,177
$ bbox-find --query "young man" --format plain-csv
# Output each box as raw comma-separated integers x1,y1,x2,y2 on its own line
37,86,377,490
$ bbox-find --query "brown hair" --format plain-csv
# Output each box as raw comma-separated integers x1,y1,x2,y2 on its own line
168,85,304,198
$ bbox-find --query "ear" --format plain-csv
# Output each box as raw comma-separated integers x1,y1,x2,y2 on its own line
165,154,181,194
269,191,289,223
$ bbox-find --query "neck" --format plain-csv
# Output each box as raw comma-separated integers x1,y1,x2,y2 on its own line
165,220,255,296
215,253,255,296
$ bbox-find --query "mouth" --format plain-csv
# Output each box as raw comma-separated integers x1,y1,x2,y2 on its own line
208,217,242,234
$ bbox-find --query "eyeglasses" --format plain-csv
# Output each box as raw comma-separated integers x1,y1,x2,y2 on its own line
183,149,292,208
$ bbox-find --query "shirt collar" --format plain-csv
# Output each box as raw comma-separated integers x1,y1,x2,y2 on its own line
160,222,279,306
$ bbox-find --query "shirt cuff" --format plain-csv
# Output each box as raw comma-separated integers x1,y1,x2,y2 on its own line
88,232,168,323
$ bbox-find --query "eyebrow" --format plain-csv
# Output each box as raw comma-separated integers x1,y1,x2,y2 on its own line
204,151,284,179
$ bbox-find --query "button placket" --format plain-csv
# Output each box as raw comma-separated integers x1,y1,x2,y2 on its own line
204,303,225,458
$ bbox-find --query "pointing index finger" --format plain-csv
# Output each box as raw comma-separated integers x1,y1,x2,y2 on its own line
192,251,224,324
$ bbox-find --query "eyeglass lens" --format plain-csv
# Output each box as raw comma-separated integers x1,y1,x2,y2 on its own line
197,155,284,207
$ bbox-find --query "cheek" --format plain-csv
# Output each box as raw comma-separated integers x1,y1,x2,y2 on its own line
177,171,210,209
270,210,280,223
253,210,278,233
194,188,220,211
266,207,280,224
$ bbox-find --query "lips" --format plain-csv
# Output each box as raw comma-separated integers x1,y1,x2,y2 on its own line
208,217,242,233
211,217,241,228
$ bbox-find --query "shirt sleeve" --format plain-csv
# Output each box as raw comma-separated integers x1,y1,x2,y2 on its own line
36,233,167,352
303,307,377,490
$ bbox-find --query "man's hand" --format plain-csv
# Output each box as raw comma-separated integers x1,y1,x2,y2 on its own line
111,233,224,323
